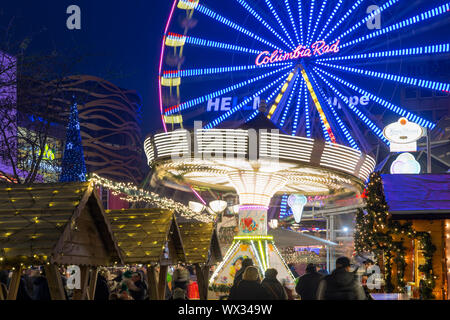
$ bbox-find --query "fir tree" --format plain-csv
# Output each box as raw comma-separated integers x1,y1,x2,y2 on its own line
59,99,87,182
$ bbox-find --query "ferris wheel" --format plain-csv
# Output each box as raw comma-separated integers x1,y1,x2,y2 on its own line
158,0,450,155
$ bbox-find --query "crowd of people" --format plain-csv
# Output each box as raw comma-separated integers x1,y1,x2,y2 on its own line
227,256,372,300
0,264,200,301
0,256,375,300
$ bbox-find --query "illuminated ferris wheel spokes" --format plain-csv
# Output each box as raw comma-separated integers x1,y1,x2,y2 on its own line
161,0,449,153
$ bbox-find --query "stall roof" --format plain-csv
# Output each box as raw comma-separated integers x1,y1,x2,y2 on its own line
381,174,450,218
178,222,222,265
0,182,122,267
106,208,185,265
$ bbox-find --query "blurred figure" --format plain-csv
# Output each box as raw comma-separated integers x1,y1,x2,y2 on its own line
281,278,295,300
171,287,187,300
261,268,287,300
94,269,111,301
228,266,270,300
129,272,147,300
232,258,253,286
172,264,190,291
317,257,366,300
295,263,323,300
32,268,51,301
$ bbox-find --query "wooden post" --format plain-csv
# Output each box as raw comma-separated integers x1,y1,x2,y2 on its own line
87,267,98,301
195,263,208,300
6,266,23,300
158,265,168,300
72,265,89,300
44,264,66,300
146,265,159,300
0,282,5,300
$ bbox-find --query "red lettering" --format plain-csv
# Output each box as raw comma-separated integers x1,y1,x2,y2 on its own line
255,40,339,65
255,51,270,66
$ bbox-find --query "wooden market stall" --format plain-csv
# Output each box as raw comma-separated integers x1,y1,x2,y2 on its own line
0,182,123,300
106,208,186,300
178,222,222,300
381,174,450,299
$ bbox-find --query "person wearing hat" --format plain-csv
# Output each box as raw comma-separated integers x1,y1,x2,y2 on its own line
316,257,366,300
295,263,323,300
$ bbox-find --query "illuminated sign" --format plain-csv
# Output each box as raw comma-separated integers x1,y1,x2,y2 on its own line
288,194,307,224
206,96,260,112
383,118,424,152
328,95,370,108
390,153,421,174
255,40,340,66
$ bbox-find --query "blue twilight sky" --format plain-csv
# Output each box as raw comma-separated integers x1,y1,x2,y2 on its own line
0,0,173,135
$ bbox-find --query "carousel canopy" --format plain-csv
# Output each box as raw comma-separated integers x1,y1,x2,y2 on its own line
0,182,122,267
106,208,185,265
178,222,222,265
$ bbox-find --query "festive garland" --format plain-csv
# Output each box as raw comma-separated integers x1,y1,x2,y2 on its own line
209,283,232,293
354,172,437,299
89,173,214,223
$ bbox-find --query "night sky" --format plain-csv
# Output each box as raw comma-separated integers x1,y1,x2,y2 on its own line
0,0,173,136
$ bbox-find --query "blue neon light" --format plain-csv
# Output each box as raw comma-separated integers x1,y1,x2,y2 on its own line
341,2,450,49
163,62,293,78
306,0,316,45
317,44,450,62
314,67,436,129
297,0,304,44
186,36,261,54
197,4,282,50
204,70,293,129
280,74,301,127
309,0,329,44
284,0,300,45
291,81,305,136
322,0,365,42
264,0,295,48
314,70,390,145
316,0,344,41
316,61,450,93
236,0,293,50
308,71,360,150
334,0,400,43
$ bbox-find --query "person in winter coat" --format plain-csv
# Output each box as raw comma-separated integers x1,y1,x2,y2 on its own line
94,271,111,301
261,268,287,300
317,257,366,300
172,265,190,291
16,275,33,301
232,258,253,286
32,271,51,301
129,272,147,300
295,263,323,300
228,266,270,300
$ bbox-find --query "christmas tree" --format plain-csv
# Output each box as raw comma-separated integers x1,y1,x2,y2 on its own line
59,99,87,182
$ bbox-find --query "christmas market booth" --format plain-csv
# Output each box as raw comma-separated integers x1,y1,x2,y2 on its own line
106,208,185,300
355,173,450,300
0,182,123,300
178,221,222,300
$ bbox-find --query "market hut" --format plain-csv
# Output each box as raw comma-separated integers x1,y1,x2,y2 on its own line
381,173,450,300
106,208,185,300
0,182,123,300
178,222,222,300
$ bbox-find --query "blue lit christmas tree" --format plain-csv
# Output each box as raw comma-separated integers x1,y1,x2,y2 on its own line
59,98,87,182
